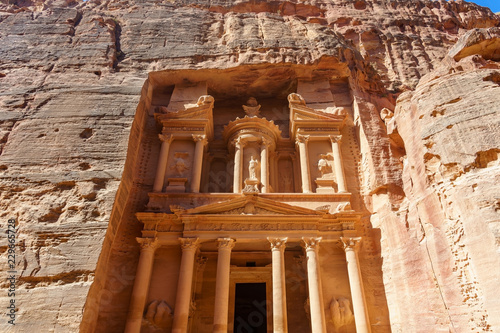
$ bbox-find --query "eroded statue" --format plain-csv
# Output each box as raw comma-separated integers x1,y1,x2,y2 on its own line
329,297,354,329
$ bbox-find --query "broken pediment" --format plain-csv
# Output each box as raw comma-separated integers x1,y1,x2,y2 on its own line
288,93,347,137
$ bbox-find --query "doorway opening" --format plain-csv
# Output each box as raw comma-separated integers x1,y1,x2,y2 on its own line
233,283,267,333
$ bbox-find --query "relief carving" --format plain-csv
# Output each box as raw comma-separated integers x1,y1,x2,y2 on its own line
242,97,261,117
170,152,190,176
329,298,354,329
317,154,331,176
144,300,173,329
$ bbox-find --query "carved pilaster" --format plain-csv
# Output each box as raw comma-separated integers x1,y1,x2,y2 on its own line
329,135,347,193
172,238,200,333
269,237,288,332
214,238,236,333
301,237,326,333
154,133,175,192
340,237,371,333
125,237,160,333
296,135,311,193
191,135,208,193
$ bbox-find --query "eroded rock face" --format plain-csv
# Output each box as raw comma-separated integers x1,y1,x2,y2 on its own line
389,29,500,332
0,0,498,332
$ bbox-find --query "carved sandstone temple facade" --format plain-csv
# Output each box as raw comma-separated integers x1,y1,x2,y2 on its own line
120,76,375,333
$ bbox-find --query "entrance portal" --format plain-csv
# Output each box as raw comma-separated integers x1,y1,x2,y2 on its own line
233,283,267,333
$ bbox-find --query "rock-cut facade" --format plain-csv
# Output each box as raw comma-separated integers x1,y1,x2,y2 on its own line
0,0,499,333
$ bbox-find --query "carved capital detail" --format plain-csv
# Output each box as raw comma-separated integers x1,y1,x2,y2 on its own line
329,135,342,144
217,238,236,250
137,237,160,251
340,237,361,252
261,137,271,148
159,133,174,143
196,256,208,269
268,237,288,251
192,134,208,145
179,237,200,251
302,237,322,251
232,137,246,149
296,134,310,145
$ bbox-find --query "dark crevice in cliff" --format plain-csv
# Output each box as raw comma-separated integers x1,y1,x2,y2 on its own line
113,20,124,71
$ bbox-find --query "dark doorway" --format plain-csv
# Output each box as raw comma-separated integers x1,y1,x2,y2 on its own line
233,283,267,333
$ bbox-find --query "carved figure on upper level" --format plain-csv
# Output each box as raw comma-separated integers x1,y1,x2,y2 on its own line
317,154,329,176
242,97,261,117
170,152,190,176
249,155,259,180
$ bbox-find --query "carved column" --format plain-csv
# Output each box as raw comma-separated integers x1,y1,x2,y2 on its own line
296,135,311,193
153,133,174,192
191,134,208,193
213,238,236,333
302,237,326,333
329,135,347,193
260,138,270,193
233,138,244,193
268,237,288,333
172,238,200,333
124,238,160,333
341,237,371,333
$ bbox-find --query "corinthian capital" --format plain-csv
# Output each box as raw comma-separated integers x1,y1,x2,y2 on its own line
179,237,200,251
192,134,208,145
340,237,361,252
301,237,322,251
217,238,236,250
295,134,310,145
232,137,246,148
137,237,160,251
268,237,288,251
159,133,174,143
329,135,342,144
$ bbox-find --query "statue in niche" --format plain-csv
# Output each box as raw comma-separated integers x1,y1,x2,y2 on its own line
242,97,261,117
243,155,260,193
249,155,259,180
317,154,330,176
329,298,354,329
170,152,190,176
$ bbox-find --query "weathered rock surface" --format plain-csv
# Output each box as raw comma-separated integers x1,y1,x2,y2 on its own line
0,0,498,332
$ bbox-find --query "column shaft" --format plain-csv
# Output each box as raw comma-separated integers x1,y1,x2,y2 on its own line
124,238,159,333
172,238,200,333
260,140,269,193
269,238,288,333
213,238,235,333
233,139,243,193
302,238,326,333
296,135,311,193
153,134,173,192
191,135,207,193
330,136,347,193
342,238,371,333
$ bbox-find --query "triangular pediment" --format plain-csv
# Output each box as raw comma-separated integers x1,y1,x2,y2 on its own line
180,195,323,216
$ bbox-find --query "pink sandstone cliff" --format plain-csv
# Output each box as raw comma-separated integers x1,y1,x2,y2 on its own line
0,0,498,332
